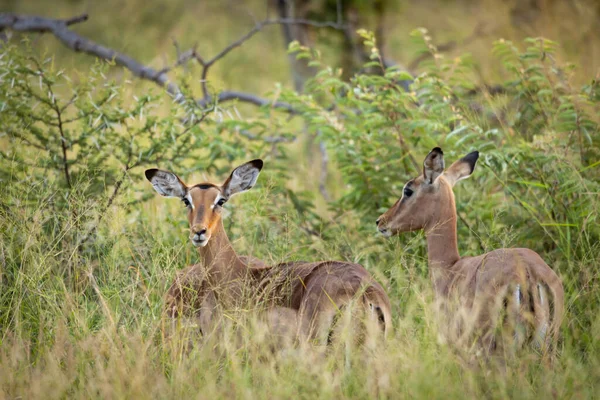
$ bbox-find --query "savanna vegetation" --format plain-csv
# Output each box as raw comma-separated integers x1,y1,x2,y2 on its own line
1,0,599,398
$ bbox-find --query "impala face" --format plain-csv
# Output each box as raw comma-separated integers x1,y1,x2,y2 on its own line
145,159,263,247
376,148,479,236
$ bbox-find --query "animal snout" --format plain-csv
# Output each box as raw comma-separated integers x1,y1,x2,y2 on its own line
190,226,210,247
194,227,207,237
376,217,392,237
191,225,208,240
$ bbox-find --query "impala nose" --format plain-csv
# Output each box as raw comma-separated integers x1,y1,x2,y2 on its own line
191,226,209,247
194,228,207,237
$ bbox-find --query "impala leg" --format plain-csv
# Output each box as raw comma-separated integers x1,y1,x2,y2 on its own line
506,283,528,356
531,282,551,355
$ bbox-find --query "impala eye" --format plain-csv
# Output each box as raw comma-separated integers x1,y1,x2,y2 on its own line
403,188,413,198
182,198,191,208
216,197,227,207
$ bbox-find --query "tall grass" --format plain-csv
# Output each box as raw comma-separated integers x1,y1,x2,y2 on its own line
1,163,599,398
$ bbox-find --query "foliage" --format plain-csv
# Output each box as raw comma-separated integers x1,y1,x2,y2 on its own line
284,27,600,276
1,30,600,399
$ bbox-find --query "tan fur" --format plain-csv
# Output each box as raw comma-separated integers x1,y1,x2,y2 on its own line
377,148,564,357
147,161,392,344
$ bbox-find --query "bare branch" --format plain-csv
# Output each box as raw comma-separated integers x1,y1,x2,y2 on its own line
2,13,311,114
63,14,89,26
157,45,198,76
198,91,295,112
196,16,346,101
237,129,295,144
0,13,182,100
336,0,343,26
78,165,131,250
318,140,331,201
43,71,72,188
204,18,345,68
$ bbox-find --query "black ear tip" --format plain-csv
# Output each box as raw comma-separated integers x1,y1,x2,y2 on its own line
250,159,263,171
431,147,444,155
465,150,480,161
462,151,480,172
145,169,158,181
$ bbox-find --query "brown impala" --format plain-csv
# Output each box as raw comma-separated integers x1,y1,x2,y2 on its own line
146,159,391,344
376,148,564,356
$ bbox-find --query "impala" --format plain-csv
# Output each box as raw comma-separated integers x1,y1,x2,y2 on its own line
376,148,564,356
146,159,392,344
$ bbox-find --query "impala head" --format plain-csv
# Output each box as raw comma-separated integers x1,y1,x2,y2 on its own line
145,159,263,247
376,147,479,236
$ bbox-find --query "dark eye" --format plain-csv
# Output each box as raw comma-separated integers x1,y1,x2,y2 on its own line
182,198,191,208
403,188,413,198
216,198,227,207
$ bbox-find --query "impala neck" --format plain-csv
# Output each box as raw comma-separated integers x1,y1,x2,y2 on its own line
424,193,461,297
197,220,247,297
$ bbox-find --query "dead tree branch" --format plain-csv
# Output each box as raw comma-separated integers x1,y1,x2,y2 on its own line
1,13,344,114
237,129,295,144
0,13,182,99
197,90,294,112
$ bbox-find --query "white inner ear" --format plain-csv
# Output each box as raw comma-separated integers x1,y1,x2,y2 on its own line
150,171,186,198
444,162,473,186
454,173,471,183
226,165,259,197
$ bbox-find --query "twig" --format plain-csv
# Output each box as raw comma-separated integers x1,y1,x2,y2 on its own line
180,108,211,136
204,18,345,69
393,124,420,172
195,16,345,100
6,129,47,150
42,69,72,188
157,42,198,76
238,129,295,144
78,166,131,249
457,211,485,253
318,140,331,201
197,90,295,112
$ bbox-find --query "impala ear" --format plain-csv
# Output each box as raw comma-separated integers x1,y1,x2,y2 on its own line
423,147,445,184
444,151,479,187
145,169,187,198
222,159,263,198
